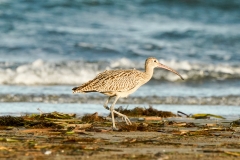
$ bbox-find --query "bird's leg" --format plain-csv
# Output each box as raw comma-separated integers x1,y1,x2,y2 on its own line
109,96,132,130
110,96,120,130
103,96,112,110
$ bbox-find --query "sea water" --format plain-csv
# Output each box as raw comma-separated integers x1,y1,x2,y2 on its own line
0,0,240,118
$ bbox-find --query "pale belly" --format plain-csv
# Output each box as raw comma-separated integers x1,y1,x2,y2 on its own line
116,85,142,98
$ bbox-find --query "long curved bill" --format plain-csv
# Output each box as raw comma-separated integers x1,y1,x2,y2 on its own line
158,63,184,80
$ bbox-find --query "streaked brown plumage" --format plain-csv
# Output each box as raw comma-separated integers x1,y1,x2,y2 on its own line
72,69,149,96
73,57,184,130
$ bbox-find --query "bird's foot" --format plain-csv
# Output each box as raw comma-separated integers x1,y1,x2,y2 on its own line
112,126,119,131
112,110,132,125
121,115,132,125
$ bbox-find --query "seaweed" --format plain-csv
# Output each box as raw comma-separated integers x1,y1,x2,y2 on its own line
26,111,76,120
0,116,25,126
115,106,176,117
0,107,239,160
118,123,138,132
231,119,240,127
177,111,225,119
0,111,78,129
81,112,106,123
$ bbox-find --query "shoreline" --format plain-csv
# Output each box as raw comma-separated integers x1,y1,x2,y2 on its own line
0,110,240,159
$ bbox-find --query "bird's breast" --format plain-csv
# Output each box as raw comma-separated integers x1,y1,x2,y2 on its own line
116,84,142,98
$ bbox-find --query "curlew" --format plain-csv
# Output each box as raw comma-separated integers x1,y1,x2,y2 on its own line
72,57,184,130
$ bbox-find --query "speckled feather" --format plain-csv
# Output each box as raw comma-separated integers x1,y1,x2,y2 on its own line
72,69,149,95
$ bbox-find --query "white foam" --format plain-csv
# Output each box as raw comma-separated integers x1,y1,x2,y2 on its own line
0,60,99,85
45,25,102,35
110,57,137,68
0,58,239,85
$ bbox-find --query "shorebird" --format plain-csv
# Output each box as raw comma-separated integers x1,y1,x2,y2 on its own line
72,57,184,130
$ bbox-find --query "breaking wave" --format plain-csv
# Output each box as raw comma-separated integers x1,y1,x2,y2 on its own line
0,58,239,85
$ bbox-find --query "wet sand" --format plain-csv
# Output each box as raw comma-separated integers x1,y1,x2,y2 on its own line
0,111,240,160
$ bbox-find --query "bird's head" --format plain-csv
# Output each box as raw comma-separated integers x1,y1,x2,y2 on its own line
145,57,184,80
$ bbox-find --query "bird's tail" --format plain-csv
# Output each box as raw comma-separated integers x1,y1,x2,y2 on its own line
72,86,84,93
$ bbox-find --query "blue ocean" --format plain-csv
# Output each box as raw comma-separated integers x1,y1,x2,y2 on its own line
0,0,240,118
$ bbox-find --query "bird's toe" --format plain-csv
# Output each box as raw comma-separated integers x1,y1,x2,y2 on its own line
103,105,110,110
123,116,132,125
112,127,119,131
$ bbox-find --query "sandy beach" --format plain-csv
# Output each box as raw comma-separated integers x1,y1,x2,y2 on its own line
0,110,240,160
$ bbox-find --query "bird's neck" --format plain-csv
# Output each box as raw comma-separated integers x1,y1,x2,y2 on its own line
144,64,154,79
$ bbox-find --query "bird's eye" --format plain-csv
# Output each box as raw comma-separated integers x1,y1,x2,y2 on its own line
154,60,157,62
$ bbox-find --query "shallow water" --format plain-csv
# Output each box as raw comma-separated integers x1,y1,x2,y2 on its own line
1,102,239,120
